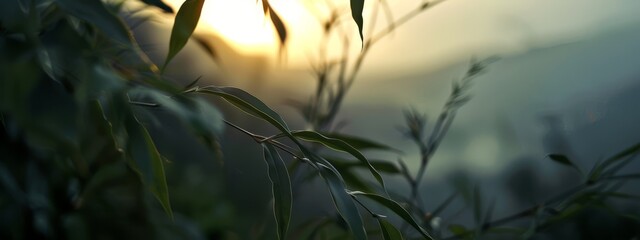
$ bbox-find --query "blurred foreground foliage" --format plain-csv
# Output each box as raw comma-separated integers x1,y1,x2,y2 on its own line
1,0,640,240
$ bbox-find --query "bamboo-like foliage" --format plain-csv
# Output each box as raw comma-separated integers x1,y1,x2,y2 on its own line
0,0,638,239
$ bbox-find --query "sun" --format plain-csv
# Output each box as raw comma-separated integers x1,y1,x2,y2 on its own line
167,0,311,55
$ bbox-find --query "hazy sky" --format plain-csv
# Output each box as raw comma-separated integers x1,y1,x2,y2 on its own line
167,0,640,73
160,0,640,177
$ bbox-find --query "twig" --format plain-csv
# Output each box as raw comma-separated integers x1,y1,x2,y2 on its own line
223,120,303,160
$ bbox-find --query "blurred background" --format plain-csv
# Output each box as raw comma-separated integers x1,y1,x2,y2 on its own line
123,0,640,238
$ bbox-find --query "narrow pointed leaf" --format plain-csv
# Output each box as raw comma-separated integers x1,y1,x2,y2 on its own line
548,154,582,174
198,87,292,135
340,168,376,193
192,34,219,62
262,143,293,240
183,76,202,90
129,87,224,142
163,0,205,69
292,130,386,191
350,191,433,239
260,0,270,15
318,164,367,240
268,9,287,45
600,142,640,170
321,132,402,153
126,117,172,219
377,218,404,240
350,0,365,42
588,143,640,182
140,0,174,13
55,0,133,44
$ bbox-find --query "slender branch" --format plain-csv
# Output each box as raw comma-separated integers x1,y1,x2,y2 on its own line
312,0,450,131
129,100,159,107
223,120,303,160
351,194,386,218
441,184,591,239
369,0,447,45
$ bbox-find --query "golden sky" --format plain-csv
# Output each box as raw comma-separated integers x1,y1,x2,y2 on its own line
166,0,640,73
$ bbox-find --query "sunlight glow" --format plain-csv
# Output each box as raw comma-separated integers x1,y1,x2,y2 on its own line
168,0,311,55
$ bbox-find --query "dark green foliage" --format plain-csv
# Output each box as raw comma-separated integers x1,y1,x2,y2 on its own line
548,154,583,174
0,0,222,237
262,143,293,240
350,191,434,239
350,0,366,42
318,164,368,240
291,130,386,191
2,0,639,240
378,218,404,240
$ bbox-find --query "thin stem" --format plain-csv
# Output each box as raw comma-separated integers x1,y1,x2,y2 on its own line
223,120,303,160
314,0,450,131
369,0,447,45
129,100,159,107
351,194,385,218
442,184,590,239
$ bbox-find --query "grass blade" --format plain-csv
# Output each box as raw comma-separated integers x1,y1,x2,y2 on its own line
548,154,582,175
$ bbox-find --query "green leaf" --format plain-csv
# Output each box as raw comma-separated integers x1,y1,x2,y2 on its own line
55,0,133,45
321,132,402,153
140,0,174,13
548,154,582,174
326,157,400,174
197,87,292,135
598,142,640,174
350,0,365,43
129,87,224,143
588,142,640,183
262,143,293,240
318,164,367,240
292,130,386,192
339,168,376,193
163,0,205,70
349,191,433,239
377,218,403,240
126,116,173,219
548,153,570,163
